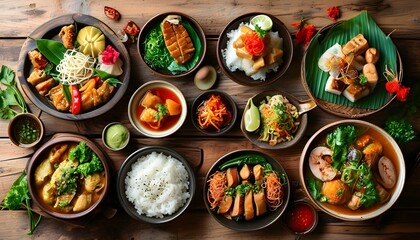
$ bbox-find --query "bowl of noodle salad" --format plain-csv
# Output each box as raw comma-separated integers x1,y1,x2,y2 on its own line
204,149,290,231
17,14,130,120
241,90,315,150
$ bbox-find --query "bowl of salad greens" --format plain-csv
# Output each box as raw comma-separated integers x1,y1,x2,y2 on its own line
138,12,207,78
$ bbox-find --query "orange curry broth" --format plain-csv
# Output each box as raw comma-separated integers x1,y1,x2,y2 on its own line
307,127,399,216
136,87,181,132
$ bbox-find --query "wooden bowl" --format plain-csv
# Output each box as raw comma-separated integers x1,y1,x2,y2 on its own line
299,120,406,221
26,133,110,220
240,90,316,150
17,14,130,120
203,149,290,231
117,146,195,224
217,13,293,86
301,22,403,118
191,90,237,136
138,12,206,78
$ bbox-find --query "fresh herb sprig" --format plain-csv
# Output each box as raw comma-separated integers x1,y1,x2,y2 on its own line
0,65,28,119
0,171,42,235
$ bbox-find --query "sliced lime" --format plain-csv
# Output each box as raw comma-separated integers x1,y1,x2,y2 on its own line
250,14,273,31
244,99,260,132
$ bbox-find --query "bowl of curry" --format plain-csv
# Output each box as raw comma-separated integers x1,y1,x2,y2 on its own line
26,134,110,219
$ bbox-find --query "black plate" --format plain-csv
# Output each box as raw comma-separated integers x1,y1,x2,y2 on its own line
17,14,130,120
217,13,293,86
204,150,290,231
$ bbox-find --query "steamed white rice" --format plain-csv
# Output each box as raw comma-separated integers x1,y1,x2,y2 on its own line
222,22,284,81
125,152,190,218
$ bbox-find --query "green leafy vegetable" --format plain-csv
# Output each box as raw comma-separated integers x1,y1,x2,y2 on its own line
235,183,252,196
219,154,266,170
143,25,173,70
57,200,70,208
106,78,123,87
0,65,28,119
307,175,323,201
254,25,267,38
384,118,416,144
69,141,93,164
326,125,358,169
94,68,117,80
69,141,104,177
56,166,78,195
155,103,167,120
0,172,42,235
77,154,104,177
36,39,66,65
358,73,368,85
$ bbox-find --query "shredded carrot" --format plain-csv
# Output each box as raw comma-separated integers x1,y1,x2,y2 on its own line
197,95,232,131
263,172,284,211
207,171,227,210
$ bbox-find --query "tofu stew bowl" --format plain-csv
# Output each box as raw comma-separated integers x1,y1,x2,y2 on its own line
204,150,290,231
26,134,110,220
117,146,195,224
299,120,406,221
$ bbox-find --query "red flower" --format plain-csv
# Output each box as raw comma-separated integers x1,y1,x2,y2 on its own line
396,85,410,102
291,18,316,46
385,79,400,93
101,45,120,65
327,6,340,21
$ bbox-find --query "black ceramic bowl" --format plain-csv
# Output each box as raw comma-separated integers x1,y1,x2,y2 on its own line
26,134,110,220
17,14,130,120
117,146,196,224
191,90,237,136
217,13,293,86
204,149,290,231
138,12,206,78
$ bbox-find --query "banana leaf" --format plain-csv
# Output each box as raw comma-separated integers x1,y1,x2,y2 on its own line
305,11,398,109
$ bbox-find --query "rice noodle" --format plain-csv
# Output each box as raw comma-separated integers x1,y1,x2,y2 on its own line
56,49,96,85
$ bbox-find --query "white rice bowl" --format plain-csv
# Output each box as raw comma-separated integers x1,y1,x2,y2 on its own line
222,22,284,81
125,152,191,218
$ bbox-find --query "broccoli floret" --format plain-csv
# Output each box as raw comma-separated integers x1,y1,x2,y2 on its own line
69,142,93,163
77,155,104,177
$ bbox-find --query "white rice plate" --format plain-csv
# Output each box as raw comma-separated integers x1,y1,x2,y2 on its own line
222,23,284,81
125,152,190,218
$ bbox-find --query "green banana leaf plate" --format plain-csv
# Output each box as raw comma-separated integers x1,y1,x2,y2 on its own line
301,11,402,118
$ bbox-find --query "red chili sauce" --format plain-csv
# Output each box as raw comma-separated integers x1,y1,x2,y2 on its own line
285,202,316,233
136,87,181,132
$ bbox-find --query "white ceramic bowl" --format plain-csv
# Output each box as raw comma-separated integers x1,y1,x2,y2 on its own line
299,119,406,221
128,80,187,138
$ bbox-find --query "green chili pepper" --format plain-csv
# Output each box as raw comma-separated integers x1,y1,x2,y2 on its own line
219,154,266,170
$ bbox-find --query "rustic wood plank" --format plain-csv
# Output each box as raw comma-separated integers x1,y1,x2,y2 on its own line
0,0,419,39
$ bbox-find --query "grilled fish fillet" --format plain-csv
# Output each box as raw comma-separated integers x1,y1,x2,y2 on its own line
162,19,195,64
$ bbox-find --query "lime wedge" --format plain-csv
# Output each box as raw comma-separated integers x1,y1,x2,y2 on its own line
250,15,273,31
244,99,260,132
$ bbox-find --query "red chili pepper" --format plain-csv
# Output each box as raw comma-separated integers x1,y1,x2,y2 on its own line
291,18,316,46
71,85,81,115
244,32,265,55
104,6,121,21
385,79,400,93
124,20,140,36
327,6,340,21
396,85,410,102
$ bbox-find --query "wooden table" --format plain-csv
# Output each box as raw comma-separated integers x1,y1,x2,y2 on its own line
1,0,419,239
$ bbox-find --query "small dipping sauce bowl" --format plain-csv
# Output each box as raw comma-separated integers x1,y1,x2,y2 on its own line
102,122,130,151
284,200,318,236
8,113,44,148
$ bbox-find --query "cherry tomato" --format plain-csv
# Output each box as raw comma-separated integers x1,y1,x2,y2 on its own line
285,202,316,233
104,6,121,21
